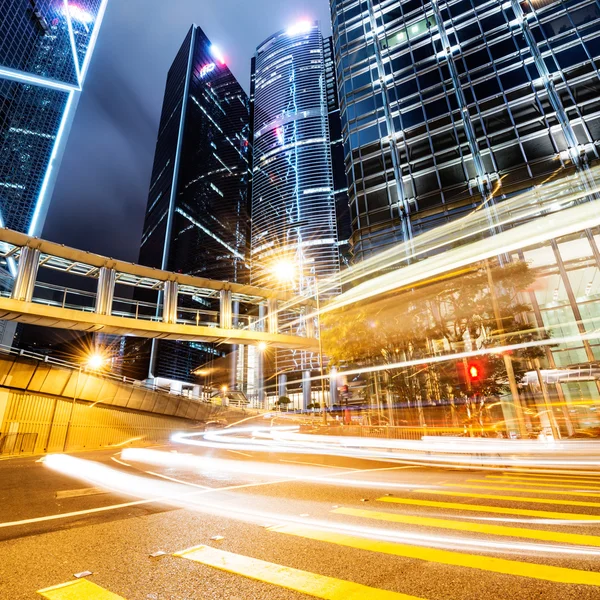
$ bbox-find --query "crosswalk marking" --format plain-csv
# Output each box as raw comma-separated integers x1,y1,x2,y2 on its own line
174,544,426,600
377,494,600,520
415,488,600,508
478,477,600,490
444,482,600,498
491,475,600,486
503,471,600,482
270,525,600,586
333,506,600,547
37,579,125,600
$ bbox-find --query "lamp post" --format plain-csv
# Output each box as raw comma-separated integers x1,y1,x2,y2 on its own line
62,352,106,452
270,258,327,425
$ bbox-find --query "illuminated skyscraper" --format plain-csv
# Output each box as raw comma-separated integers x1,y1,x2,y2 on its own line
250,21,341,293
0,1,108,346
136,25,251,384
330,0,600,261
0,0,108,237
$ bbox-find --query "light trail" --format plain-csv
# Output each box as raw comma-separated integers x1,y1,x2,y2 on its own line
43,454,600,557
171,427,600,472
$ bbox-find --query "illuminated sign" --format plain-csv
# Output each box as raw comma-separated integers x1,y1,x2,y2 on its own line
200,63,216,78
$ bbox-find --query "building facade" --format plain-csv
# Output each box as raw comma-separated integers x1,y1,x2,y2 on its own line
0,0,107,346
250,21,341,293
136,25,250,383
330,0,600,261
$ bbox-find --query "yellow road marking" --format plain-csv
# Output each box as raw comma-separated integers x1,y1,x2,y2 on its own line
271,525,600,586
480,477,600,490
38,579,125,600
415,488,600,509
444,482,600,498
175,544,425,600
377,495,600,520
504,471,600,481
334,506,600,547
493,474,600,485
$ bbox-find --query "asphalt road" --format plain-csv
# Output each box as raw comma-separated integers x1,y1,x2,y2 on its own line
2,438,600,599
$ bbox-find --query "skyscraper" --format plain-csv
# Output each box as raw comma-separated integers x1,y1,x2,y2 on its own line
330,0,600,261
0,0,108,237
0,0,108,346
136,25,250,384
250,21,341,293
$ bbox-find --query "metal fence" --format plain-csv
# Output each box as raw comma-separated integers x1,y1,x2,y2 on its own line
330,425,461,441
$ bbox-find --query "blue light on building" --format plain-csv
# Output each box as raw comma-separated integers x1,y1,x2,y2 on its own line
0,0,108,238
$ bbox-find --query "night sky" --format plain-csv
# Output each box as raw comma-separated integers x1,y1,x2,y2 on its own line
43,0,332,262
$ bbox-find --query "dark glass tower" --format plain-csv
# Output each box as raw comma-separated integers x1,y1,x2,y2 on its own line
0,0,107,347
137,25,250,383
0,0,108,237
330,0,600,262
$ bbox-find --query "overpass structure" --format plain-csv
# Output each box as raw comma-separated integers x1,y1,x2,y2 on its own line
0,229,318,351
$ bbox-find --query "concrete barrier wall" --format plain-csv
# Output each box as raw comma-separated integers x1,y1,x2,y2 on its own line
0,353,224,455
0,388,190,454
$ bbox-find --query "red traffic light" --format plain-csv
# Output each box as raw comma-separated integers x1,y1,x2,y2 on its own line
468,364,480,380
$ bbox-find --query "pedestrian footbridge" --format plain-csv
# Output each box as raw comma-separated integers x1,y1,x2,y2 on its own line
0,229,318,351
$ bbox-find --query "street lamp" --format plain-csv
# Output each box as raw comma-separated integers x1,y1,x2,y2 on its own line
63,352,106,452
270,258,327,425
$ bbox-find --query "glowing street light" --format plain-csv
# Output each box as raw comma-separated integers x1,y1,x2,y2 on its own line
86,353,105,371
270,258,296,285
258,341,268,351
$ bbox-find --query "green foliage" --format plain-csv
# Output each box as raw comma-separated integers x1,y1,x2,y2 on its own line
321,260,546,402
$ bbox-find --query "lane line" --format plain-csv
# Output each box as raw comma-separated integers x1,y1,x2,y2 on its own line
144,471,213,489
492,474,600,485
0,499,152,529
280,459,355,469
271,525,600,586
175,544,425,600
110,457,132,468
333,507,600,547
226,449,253,457
377,495,600,521
37,578,125,599
444,482,600,498
478,477,600,490
415,489,600,509
504,471,600,481
55,488,108,499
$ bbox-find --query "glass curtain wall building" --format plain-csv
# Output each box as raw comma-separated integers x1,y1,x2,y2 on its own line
135,25,250,384
0,0,108,345
330,0,600,261
250,21,341,293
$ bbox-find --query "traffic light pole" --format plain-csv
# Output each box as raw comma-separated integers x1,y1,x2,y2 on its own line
485,260,528,438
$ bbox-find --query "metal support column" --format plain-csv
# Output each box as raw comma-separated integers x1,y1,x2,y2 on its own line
220,289,232,329
278,373,287,399
258,304,266,409
267,297,278,334
95,267,116,316
11,247,40,302
162,280,178,325
302,370,311,411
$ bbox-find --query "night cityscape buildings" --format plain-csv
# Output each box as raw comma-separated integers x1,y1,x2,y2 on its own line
329,0,600,262
250,21,341,292
0,0,108,345
133,25,251,386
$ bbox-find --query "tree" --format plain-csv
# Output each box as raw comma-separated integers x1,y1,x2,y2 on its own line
276,396,292,411
321,259,545,430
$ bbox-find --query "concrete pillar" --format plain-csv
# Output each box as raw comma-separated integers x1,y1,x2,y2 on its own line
230,300,239,390
95,267,116,316
11,247,40,302
220,289,232,329
330,368,338,407
302,370,311,410
305,308,315,338
162,280,178,324
267,297,278,334
278,373,287,399
258,304,267,408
